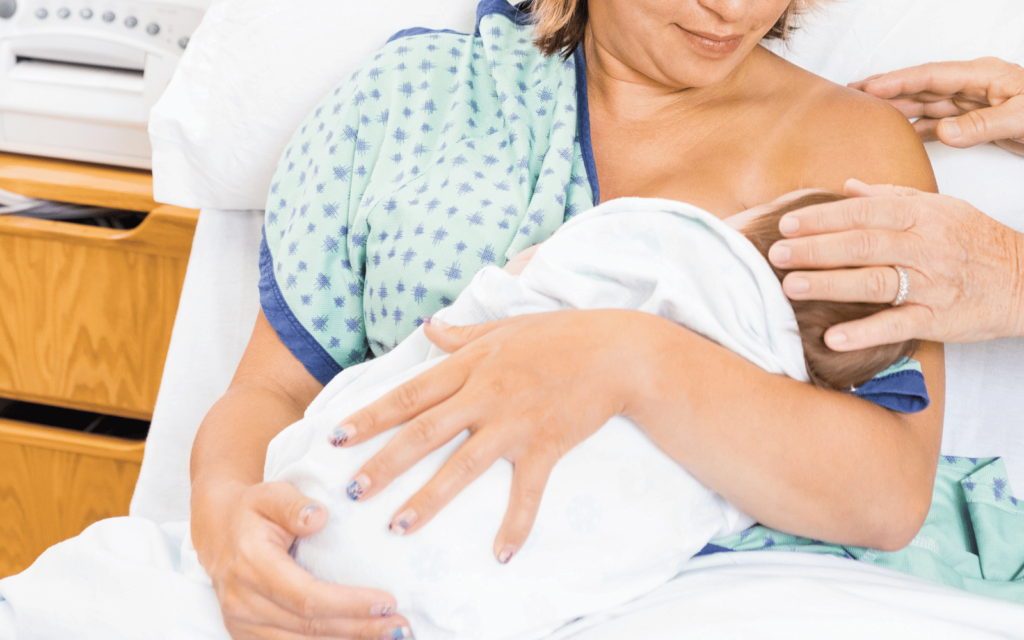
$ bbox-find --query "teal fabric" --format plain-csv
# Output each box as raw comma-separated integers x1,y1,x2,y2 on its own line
260,2,594,382
708,456,1024,603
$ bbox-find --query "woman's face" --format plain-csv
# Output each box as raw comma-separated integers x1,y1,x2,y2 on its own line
588,0,793,89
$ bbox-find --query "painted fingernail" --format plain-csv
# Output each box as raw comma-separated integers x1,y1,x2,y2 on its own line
347,474,370,501
787,277,810,294
423,315,451,329
299,503,320,527
941,118,962,140
389,509,418,535
370,603,394,618
497,545,517,564
779,216,799,234
329,424,356,447
768,243,791,266
826,332,848,348
384,626,413,640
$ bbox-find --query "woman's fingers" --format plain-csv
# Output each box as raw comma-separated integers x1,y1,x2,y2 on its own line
782,266,904,304
421,314,530,353
493,454,556,563
333,353,470,446
346,399,480,501
385,427,509,535
823,305,936,352
226,591,409,640
242,485,397,620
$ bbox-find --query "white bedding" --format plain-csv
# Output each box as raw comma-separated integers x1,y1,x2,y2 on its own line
2,519,1021,640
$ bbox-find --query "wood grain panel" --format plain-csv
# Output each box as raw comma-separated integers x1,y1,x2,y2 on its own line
0,232,191,419
0,152,156,212
0,418,144,578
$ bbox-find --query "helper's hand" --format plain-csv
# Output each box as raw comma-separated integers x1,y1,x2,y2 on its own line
768,179,1024,350
329,310,639,564
850,57,1024,156
193,479,410,640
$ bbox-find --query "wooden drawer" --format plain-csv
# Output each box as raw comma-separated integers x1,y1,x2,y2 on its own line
0,153,199,420
0,417,144,578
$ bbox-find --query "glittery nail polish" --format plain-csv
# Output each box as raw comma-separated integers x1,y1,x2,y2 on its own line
347,474,370,500
386,625,413,639
389,509,417,535
370,603,394,617
497,545,516,564
329,424,356,447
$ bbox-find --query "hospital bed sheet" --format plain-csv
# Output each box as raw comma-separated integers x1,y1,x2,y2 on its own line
1,519,1021,640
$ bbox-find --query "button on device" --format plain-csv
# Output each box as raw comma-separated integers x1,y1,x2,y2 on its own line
178,36,189,49
57,6,69,18
102,10,114,22
34,7,47,18
145,22,159,35
0,0,16,20
80,8,92,18
124,15,136,27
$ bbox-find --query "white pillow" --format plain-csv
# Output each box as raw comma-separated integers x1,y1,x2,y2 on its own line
149,0,489,210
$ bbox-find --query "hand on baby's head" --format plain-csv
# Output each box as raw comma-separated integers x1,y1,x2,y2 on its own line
740,192,919,391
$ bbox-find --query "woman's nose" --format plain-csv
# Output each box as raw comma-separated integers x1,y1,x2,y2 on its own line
696,0,752,23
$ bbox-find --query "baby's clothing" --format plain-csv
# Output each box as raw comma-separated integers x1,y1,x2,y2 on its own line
264,197,918,640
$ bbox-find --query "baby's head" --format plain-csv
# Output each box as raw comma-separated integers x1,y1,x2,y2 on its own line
735,191,920,392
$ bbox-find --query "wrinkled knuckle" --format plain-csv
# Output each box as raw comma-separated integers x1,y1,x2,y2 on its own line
391,381,421,413
451,450,483,479
852,231,879,262
407,417,441,448
517,484,546,511
869,269,890,300
296,592,319,620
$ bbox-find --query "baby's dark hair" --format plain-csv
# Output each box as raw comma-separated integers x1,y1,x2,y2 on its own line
742,192,920,392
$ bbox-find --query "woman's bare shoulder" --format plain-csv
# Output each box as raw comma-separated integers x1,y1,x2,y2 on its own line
762,56,938,194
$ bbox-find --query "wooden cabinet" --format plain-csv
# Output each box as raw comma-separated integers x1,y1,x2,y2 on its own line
0,152,198,577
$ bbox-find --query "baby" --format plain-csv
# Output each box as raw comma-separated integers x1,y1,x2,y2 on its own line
264,193,920,640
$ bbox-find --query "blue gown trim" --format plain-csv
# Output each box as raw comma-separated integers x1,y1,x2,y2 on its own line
259,231,344,385
852,369,929,413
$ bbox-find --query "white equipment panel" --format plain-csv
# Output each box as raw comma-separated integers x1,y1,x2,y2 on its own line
0,0,207,168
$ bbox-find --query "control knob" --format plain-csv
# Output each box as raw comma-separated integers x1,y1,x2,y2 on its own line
57,7,70,18
0,0,15,20
146,22,159,35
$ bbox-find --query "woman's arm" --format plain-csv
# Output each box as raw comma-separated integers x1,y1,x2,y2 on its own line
190,311,410,640
332,309,943,559
622,314,944,551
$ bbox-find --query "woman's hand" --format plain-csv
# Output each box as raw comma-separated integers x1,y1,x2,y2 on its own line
193,478,411,640
850,57,1024,155
330,310,637,564
502,243,541,275
768,178,1024,350
190,311,412,640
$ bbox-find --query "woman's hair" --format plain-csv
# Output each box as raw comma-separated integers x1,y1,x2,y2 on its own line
527,0,808,60
742,192,920,392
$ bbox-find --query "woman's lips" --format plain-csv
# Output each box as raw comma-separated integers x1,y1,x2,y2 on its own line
677,26,744,57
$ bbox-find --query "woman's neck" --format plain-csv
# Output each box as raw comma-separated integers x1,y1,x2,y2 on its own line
583,25,762,126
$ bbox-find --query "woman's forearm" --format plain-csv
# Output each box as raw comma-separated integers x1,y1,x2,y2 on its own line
622,313,945,551
190,312,324,526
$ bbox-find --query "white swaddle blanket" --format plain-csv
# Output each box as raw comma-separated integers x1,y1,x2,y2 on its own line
264,197,809,640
